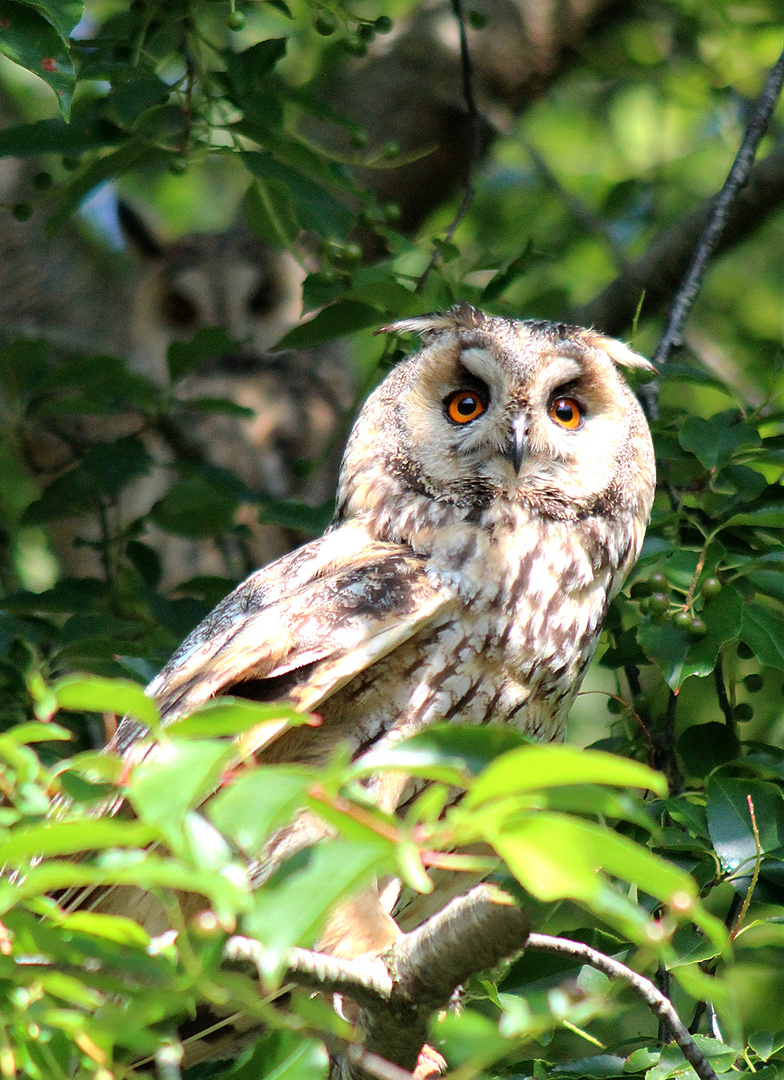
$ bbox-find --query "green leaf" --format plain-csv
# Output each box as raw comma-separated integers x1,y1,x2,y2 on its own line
276,300,383,349
0,819,157,866
740,602,784,669
166,327,242,383
490,811,695,907
467,745,667,806
149,473,242,538
481,242,533,303
553,1056,627,1077
645,1037,736,1080
0,1,75,117
244,176,300,248
128,740,236,829
245,839,392,953
26,0,82,41
47,138,153,230
351,724,534,785
725,506,784,528
706,775,784,880
53,674,160,729
678,584,744,682
165,698,308,739
748,1031,784,1062
679,412,761,469
676,723,741,779
208,767,313,858
637,619,690,689
243,150,354,240
221,1031,329,1080
0,116,121,156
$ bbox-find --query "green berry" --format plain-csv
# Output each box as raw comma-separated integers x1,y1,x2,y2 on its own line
343,34,367,56
688,616,707,638
356,21,375,41
468,9,487,28
648,592,669,615
32,170,53,190
383,202,401,222
606,697,623,714
737,641,755,660
648,570,668,590
374,15,393,32
227,10,245,29
350,129,369,149
701,576,722,599
339,242,362,264
734,703,753,722
382,140,400,159
314,11,337,34
630,580,652,599
743,673,763,693
672,610,693,631
360,205,385,226
12,202,33,221
639,598,650,614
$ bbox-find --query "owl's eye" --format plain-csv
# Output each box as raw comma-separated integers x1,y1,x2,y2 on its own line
445,389,487,424
549,397,583,430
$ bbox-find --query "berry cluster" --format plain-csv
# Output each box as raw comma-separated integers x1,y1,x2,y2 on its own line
629,569,723,638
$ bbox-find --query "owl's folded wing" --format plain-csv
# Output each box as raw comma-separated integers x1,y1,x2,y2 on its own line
110,531,451,761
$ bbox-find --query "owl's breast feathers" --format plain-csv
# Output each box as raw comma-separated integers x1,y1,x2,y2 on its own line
118,484,643,773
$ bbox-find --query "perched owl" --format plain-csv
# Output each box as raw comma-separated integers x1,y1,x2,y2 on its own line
101,304,655,954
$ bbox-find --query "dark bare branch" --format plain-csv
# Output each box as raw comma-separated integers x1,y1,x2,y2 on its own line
652,51,784,371
526,933,719,1080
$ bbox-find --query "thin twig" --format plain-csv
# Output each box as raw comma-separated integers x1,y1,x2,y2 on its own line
640,50,784,418
730,795,762,940
415,0,484,293
526,934,719,1080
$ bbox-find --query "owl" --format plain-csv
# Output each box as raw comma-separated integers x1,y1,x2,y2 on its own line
26,205,352,585
102,304,655,954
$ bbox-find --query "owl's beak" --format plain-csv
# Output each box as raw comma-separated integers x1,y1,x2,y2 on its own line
505,418,527,475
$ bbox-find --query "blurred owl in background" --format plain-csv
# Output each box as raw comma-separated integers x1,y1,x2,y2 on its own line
102,304,655,952
21,205,354,585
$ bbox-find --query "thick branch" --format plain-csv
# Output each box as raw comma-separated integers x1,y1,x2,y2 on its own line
226,885,529,1080
526,934,719,1080
574,138,784,338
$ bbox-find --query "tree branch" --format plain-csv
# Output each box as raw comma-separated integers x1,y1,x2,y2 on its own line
226,884,530,1080
651,51,784,371
525,934,719,1080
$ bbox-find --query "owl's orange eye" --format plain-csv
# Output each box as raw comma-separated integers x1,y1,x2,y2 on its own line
445,389,487,424
549,397,583,430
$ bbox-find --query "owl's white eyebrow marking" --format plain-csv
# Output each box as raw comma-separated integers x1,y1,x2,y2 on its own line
539,357,583,394
459,348,497,382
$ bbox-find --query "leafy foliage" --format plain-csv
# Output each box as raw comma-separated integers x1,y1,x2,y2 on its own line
0,0,782,1077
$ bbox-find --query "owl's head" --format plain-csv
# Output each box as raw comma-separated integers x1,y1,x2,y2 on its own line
337,304,655,541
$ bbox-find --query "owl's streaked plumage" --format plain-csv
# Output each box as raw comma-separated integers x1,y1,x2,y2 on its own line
105,304,654,939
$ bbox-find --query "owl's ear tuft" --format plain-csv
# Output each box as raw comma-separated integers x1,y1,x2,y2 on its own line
581,330,656,373
376,303,486,340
